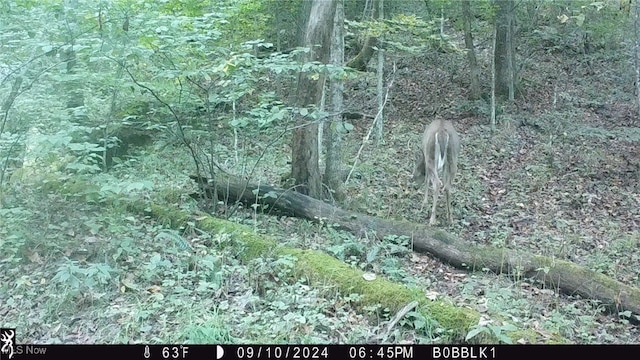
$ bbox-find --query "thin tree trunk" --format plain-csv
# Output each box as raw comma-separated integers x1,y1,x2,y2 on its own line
375,0,384,143
346,37,377,71
494,0,514,100
461,0,481,100
491,25,497,131
0,76,23,188
325,0,345,201
346,0,379,71
506,0,515,101
635,0,640,118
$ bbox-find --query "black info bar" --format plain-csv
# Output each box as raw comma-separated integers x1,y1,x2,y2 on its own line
0,344,638,360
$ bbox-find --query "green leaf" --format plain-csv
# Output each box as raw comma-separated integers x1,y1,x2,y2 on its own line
465,327,488,341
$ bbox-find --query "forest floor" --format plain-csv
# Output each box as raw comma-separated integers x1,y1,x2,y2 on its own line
343,49,640,342
246,44,640,342
3,31,640,346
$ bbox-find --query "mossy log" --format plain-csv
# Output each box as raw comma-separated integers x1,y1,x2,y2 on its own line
191,174,640,320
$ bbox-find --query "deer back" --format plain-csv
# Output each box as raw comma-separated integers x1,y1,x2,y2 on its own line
420,120,460,188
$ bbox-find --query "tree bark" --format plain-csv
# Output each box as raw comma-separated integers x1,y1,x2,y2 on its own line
345,0,380,71
346,37,378,71
325,0,345,201
291,0,337,198
0,76,23,188
461,0,481,100
191,174,640,319
493,0,515,100
375,0,384,143
491,24,497,131
634,0,640,118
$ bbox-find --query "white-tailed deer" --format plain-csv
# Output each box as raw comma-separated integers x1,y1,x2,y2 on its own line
413,119,460,225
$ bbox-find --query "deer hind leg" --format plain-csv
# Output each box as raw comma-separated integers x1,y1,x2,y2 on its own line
419,150,430,211
420,184,429,211
429,176,440,226
445,187,453,224
443,164,455,224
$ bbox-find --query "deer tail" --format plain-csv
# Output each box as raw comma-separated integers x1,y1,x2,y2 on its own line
434,132,449,171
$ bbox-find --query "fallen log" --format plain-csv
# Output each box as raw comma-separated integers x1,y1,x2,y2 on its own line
190,174,640,320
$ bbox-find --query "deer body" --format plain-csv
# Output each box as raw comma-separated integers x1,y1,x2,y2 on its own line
413,119,460,225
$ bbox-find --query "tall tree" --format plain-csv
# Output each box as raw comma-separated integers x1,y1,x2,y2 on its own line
462,0,481,100
635,0,640,116
324,0,345,201
346,0,379,71
291,0,337,198
62,2,84,110
493,0,516,100
375,0,384,143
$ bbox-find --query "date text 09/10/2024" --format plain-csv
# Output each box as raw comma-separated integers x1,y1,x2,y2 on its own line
234,345,495,359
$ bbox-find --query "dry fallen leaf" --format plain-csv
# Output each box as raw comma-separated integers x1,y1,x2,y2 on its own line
147,285,162,293
27,251,43,264
425,291,439,301
362,273,376,281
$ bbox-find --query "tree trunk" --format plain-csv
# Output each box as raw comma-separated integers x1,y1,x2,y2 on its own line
491,24,497,131
325,0,345,201
506,0,516,101
291,0,337,198
0,76,23,188
375,0,384,143
291,123,322,197
63,47,85,109
346,37,377,71
191,174,640,319
345,0,380,71
635,0,640,118
493,0,515,100
461,0,481,100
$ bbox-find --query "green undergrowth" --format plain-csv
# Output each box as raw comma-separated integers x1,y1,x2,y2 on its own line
0,173,535,343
